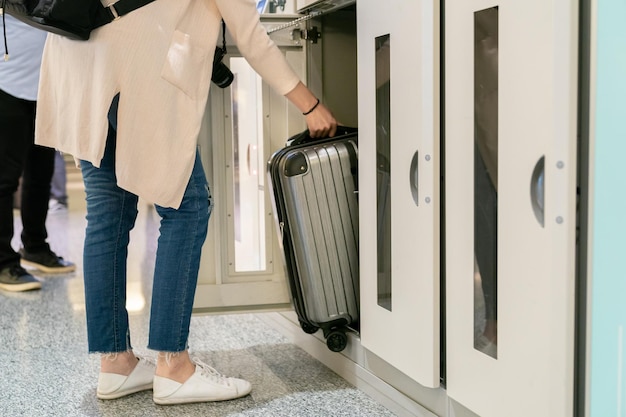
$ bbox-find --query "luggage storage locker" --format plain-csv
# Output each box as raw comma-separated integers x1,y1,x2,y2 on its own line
357,0,441,388
445,0,578,416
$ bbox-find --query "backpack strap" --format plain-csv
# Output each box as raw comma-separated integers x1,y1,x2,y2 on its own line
93,0,157,29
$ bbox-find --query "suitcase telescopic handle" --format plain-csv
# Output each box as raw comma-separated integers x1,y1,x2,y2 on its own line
410,150,419,206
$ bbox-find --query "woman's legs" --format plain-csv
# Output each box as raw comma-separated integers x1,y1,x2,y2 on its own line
82,92,211,384
90,150,210,381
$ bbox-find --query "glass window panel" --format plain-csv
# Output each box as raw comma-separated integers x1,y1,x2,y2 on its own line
474,7,498,359
376,34,392,311
230,57,267,272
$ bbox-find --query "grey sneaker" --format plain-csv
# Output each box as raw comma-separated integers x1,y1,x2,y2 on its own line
0,265,42,292
19,248,75,274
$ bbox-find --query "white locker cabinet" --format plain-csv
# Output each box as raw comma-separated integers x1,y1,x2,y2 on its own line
358,0,441,388
445,0,578,416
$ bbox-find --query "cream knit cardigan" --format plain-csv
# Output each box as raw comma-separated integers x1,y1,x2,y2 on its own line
35,0,300,208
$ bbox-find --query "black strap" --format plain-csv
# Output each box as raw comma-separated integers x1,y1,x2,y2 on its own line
1,0,8,60
219,19,227,52
93,0,157,29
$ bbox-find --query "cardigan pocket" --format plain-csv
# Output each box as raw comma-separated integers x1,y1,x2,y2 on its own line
161,30,211,99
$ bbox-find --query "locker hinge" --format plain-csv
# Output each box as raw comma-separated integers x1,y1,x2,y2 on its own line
265,12,321,43
299,26,321,44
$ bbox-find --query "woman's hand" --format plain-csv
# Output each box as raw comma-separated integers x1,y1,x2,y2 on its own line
305,102,337,138
285,82,338,138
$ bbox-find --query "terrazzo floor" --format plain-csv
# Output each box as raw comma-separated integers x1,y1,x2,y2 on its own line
2,191,396,416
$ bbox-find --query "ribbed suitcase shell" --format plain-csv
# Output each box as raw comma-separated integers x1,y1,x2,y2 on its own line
268,129,359,351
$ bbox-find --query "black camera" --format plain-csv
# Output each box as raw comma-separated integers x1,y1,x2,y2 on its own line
211,47,234,89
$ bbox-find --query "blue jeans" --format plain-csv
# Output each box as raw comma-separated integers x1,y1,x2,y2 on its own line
81,96,211,352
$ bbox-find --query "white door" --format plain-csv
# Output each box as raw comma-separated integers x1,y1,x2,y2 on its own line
358,0,441,387
445,1,578,416
193,27,308,312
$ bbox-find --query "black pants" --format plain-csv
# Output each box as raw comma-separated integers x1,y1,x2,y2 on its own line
0,88,54,269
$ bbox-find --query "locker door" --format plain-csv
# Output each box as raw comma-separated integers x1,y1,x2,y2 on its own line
358,0,441,387
445,1,578,416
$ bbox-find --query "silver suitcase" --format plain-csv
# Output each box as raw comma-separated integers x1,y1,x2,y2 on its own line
268,127,359,352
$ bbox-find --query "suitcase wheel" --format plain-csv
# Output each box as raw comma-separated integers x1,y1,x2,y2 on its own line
326,330,348,352
300,321,319,334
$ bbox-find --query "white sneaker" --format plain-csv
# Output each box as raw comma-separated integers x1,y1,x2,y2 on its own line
153,359,252,405
97,357,156,399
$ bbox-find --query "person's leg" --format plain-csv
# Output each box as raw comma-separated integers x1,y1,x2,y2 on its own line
81,122,139,357
19,143,75,273
15,98,75,274
50,151,68,207
148,151,211,380
0,89,33,268
80,96,157,400
0,89,41,292
147,153,250,404
20,143,55,254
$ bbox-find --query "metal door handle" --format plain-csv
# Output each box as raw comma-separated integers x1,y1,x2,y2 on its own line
530,156,545,227
410,150,419,206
